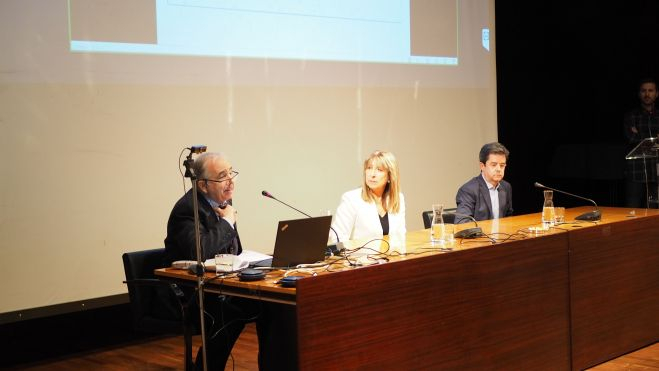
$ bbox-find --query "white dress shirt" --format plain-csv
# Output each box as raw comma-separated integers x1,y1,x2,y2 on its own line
482,174,501,219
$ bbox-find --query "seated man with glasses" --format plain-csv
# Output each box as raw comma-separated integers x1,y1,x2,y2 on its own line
164,152,296,370
164,152,247,370
166,152,240,262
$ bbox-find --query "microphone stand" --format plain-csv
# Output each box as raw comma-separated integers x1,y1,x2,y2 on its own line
183,149,208,371
262,191,343,254
265,192,313,218
534,182,601,221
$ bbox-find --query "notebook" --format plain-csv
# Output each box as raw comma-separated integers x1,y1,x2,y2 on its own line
252,215,333,268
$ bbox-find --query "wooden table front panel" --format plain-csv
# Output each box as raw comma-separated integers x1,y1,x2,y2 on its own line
569,213,659,370
296,233,571,370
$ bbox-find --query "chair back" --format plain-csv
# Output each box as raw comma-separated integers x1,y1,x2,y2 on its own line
122,248,183,333
122,248,195,370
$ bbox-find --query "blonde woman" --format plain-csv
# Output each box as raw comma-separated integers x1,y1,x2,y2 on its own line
331,150,406,242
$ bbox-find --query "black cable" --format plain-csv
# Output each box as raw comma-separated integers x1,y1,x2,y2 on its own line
486,232,527,243
218,292,232,368
208,308,261,340
454,233,496,245
204,271,239,284
178,147,188,194
335,238,391,267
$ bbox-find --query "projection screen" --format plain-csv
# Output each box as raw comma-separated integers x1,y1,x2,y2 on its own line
0,0,497,317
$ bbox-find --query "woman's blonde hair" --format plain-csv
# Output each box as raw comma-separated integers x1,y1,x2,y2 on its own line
361,150,401,213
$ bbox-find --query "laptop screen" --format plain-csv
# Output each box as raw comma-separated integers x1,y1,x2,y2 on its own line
270,215,332,268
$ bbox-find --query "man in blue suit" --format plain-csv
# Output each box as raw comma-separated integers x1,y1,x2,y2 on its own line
456,142,513,222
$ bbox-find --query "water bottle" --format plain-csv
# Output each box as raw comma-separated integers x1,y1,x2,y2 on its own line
542,190,555,229
430,204,445,242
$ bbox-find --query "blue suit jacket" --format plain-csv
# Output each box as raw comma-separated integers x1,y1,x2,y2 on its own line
455,175,513,222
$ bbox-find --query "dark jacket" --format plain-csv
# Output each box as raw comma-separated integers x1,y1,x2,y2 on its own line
455,175,513,222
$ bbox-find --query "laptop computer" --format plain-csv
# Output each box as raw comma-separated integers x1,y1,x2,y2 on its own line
252,215,333,268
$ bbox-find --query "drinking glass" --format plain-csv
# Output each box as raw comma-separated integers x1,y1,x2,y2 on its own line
554,207,565,224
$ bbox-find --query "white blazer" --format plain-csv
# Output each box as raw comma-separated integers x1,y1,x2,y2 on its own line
331,188,406,243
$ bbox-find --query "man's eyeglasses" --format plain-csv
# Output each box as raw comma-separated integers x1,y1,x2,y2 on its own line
202,170,239,184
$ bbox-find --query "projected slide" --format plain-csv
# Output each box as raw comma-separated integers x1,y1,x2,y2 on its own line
69,0,463,65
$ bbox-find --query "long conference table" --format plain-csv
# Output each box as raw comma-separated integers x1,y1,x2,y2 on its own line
155,207,659,370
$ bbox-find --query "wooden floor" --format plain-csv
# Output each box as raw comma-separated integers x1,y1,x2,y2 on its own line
10,323,659,370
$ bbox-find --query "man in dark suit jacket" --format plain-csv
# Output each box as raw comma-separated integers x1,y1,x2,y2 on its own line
165,155,241,263
164,152,249,370
164,152,297,371
456,142,513,222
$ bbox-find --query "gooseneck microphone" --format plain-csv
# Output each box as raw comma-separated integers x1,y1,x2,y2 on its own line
261,190,343,254
445,211,484,239
261,190,313,217
534,182,601,221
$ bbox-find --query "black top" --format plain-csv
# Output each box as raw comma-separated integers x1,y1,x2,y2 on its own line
379,212,389,235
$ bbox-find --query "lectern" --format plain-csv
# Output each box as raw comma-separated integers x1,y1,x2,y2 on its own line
625,137,659,208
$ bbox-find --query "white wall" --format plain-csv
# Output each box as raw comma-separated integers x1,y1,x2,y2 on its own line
0,0,497,313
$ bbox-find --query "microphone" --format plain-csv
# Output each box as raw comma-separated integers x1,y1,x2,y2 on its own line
261,190,312,217
261,190,273,198
534,182,601,221
261,190,344,255
444,211,483,239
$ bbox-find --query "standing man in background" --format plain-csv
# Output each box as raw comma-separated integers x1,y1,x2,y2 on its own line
623,77,659,208
455,142,513,222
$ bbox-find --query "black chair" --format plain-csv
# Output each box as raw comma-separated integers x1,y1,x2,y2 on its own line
122,248,195,370
422,208,457,228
